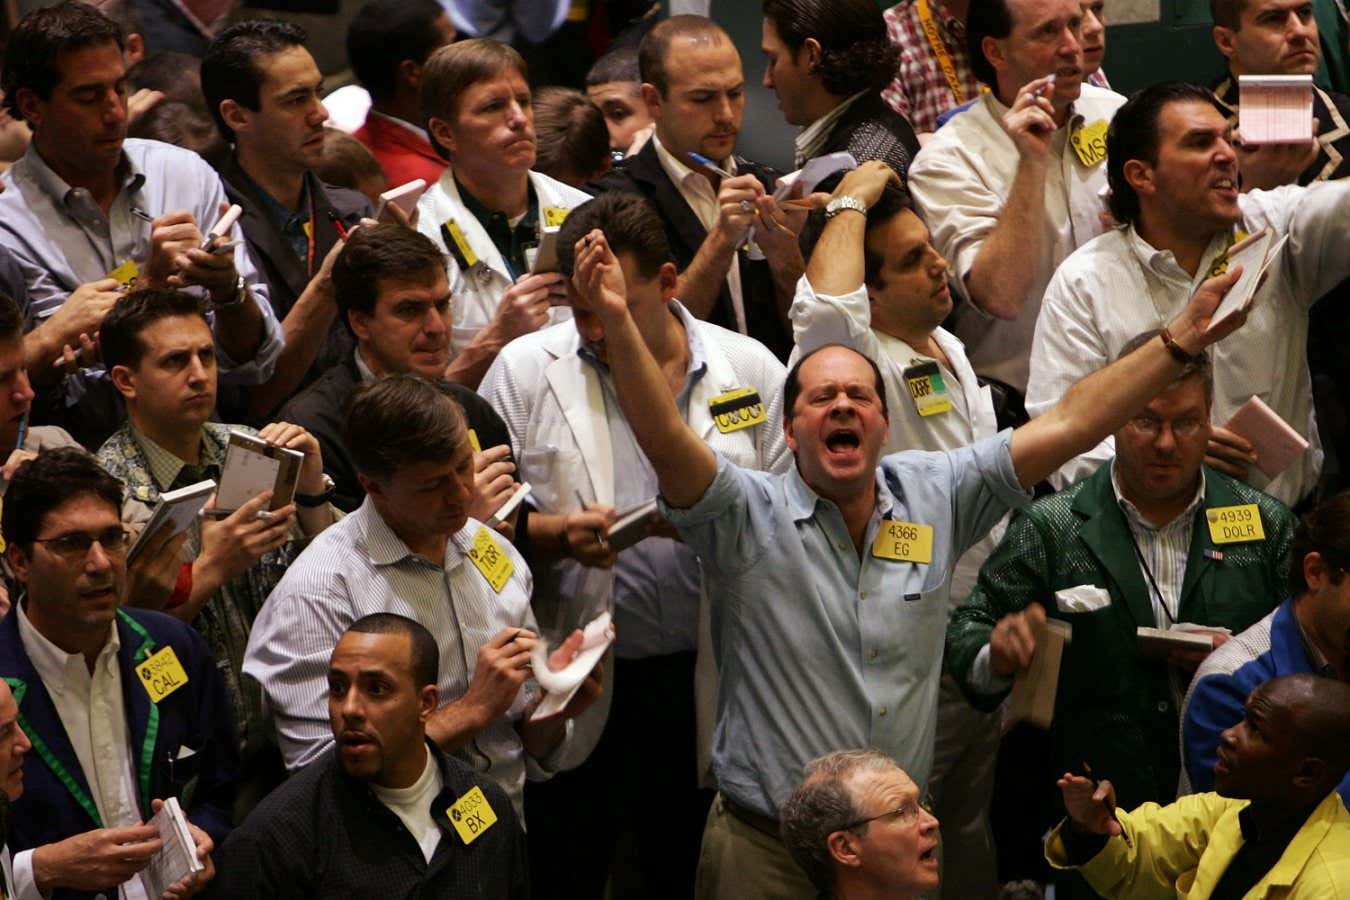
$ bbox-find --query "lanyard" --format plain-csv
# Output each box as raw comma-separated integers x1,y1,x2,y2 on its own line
303,195,317,280
6,611,160,827
1125,525,1178,627
917,0,967,106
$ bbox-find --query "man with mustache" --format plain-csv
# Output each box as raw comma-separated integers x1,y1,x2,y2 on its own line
278,224,517,520
0,448,225,900
211,614,528,898
1026,81,1350,509
590,15,806,362
1048,674,1350,897
201,20,372,417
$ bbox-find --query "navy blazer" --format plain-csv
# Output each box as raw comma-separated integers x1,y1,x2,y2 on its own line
0,606,238,900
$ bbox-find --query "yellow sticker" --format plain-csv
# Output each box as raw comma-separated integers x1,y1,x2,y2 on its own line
468,429,482,453
448,785,498,844
0,496,6,553
1206,504,1266,545
1206,228,1251,278
443,219,479,268
302,220,313,239
468,527,514,592
871,520,934,564
542,207,570,228
136,646,189,703
709,387,766,434
107,259,141,290
1069,119,1109,167
906,372,953,417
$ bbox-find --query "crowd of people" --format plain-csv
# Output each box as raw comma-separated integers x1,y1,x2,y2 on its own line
0,0,1347,898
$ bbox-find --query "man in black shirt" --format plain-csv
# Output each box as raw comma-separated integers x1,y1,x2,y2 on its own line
278,224,517,523
210,613,528,899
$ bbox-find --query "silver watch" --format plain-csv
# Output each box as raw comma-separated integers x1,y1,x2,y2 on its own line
824,194,868,219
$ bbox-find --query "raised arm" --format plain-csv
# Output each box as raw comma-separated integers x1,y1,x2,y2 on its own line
572,229,717,509
1009,268,1244,487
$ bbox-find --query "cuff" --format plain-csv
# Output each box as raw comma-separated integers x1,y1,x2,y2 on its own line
525,718,573,778
968,643,1014,695
13,848,47,900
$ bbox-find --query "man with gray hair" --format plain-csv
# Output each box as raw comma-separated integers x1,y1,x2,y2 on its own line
781,749,940,899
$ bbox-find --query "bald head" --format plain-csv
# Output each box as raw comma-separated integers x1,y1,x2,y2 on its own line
1271,675,1350,777
638,14,732,96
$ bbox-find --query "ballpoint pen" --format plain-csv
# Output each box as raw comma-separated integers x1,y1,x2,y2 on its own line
574,489,607,548
1079,761,1132,848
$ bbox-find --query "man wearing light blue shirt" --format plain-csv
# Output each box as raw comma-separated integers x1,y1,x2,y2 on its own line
0,3,281,447
566,165,1255,898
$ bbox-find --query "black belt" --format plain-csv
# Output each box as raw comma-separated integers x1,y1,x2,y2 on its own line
722,794,781,840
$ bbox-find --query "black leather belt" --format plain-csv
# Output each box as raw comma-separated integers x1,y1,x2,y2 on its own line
722,794,781,840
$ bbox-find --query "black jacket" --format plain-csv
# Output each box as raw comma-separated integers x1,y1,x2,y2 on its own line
813,91,920,178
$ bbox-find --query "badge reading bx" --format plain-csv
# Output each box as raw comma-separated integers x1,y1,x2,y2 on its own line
449,785,498,845
137,646,189,703
871,520,934,564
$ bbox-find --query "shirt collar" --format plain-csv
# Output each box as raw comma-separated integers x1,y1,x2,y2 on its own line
369,109,430,141
795,90,868,166
354,348,378,384
357,496,473,573
1293,613,1336,677
21,142,146,215
652,134,736,190
240,162,313,228
1110,458,1206,532
17,599,120,698
783,464,893,525
130,422,228,493
1124,223,1237,279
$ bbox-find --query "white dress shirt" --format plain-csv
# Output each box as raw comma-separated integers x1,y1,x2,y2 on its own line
907,85,1126,392
651,135,747,334
15,604,148,900
1026,180,1350,506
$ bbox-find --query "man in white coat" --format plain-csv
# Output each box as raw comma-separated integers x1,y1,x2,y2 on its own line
414,38,591,387
479,192,790,898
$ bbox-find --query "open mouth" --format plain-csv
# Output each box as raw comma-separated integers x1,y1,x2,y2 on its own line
340,731,375,750
824,428,861,453
919,844,938,862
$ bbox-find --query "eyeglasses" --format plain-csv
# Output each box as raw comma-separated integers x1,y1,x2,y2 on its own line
1127,415,1206,438
840,798,934,832
32,527,132,559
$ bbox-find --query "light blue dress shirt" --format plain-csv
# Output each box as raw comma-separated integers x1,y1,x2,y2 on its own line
662,431,1030,819
442,0,571,44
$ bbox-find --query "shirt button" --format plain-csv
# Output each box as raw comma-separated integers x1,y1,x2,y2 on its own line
879,706,888,717
859,591,868,601
1157,701,1169,713
837,543,847,552
869,648,878,660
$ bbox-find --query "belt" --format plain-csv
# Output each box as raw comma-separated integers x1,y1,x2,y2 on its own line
722,793,781,840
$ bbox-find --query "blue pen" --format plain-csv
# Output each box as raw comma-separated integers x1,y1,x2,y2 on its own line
15,412,27,453
686,151,724,179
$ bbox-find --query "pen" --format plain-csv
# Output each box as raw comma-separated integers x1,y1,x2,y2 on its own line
129,207,155,223
574,489,607,549
1079,761,1132,848
686,151,726,181
327,209,350,241
14,412,27,453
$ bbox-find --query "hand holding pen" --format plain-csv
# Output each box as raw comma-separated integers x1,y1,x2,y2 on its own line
563,490,617,569
1057,763,1132,848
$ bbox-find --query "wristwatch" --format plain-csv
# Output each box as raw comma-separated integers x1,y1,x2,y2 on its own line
824,195,868,219
209,276,248,311
295,474,336,508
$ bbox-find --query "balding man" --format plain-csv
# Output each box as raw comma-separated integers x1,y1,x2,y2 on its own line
1049,674,1350,896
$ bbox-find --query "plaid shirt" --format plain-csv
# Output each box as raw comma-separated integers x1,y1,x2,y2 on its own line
882,0,982,134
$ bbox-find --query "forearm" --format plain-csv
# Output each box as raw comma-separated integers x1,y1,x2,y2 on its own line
444,330,504,389
248,280,337,419
520,716,566,760
805,213,867,295
426,698,489,752
675,228,738,319
964,158,1049,320
182,556,226,621
212,296,265,366
521,512,570,561
23,319,74,387
297,503,335,537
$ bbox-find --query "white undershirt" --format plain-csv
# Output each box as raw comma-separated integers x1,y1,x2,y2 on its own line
370,746,443,863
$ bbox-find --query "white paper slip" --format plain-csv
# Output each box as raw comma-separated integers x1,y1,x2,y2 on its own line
127,479,215,564
376,178,428,221
1224,395,1310,479
139,797,204,898
1238,75,1314,144
1208,228,1287,327
530,611,614,721
529,226,561,274
772,151,859,202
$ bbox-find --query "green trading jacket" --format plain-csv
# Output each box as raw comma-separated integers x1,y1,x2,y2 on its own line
946,463,1295,808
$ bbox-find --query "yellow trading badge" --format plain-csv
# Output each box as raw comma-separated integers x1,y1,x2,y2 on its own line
1206,504,1266,545
543,207,570,228
1069,119,1109,167
468,527,514,592
448,785,498,844
871,520,934,564
106,259,141,290
137,646,189,703
709,387,766,434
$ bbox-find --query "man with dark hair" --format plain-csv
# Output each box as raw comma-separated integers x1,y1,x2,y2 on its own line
277,223,516,516
0,1,282,449
759,0,920,173
949,328,1295,896
0,291,79,496
246,374,601,822
591,15,805,363
585,46,653,157
480,191,789,897
0,448,227,900
793,160,1003,895
907,0,1125,401
1182,490,1350,803
201,20,372,416
1026,80,1350,508
532,87,612,188
211,614,529,898
560,199,1248,897
349,0,457,187
1049,674,1350,895
780,749,940,900
94,289,337,809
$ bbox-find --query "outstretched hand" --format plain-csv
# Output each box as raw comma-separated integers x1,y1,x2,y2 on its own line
1057,773,1123,837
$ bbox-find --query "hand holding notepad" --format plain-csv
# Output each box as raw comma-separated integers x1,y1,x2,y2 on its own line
1224,395,1310,478
1206,227,1287,328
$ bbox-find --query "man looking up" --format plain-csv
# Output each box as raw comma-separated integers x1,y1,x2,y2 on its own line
96,289,337,810
350,0,457,188
245,375,602,822
278,224,516,517
760,0,920,173
780,750,941,900
791,160,1003,896
565,198,1248,896
0,1,281,449
1026,81,1350,508
907,0,1125,399
1182,490,1350,803
211,615,528,898
0,449,227,900
591,15,805,362
1048,674,1350,896
480,192,789,897
201,20,372,417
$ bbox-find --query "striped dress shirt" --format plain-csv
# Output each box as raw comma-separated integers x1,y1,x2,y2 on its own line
1112,463,1206,627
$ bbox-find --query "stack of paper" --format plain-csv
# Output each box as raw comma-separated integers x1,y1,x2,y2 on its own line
1207,227,1287,327
1238,75,1314,144
139,797,203,897
1008,618,1072,728
1224,395,1310,478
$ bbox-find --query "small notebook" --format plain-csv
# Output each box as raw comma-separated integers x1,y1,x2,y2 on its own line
127,479,214,563
1238,75,1314,144
1224,395,1310,478
1008,618,1072,729
606,498,661,552
1208,227,1287,328
139,797,203,898
214,430,303,513
1137,623,1228,659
